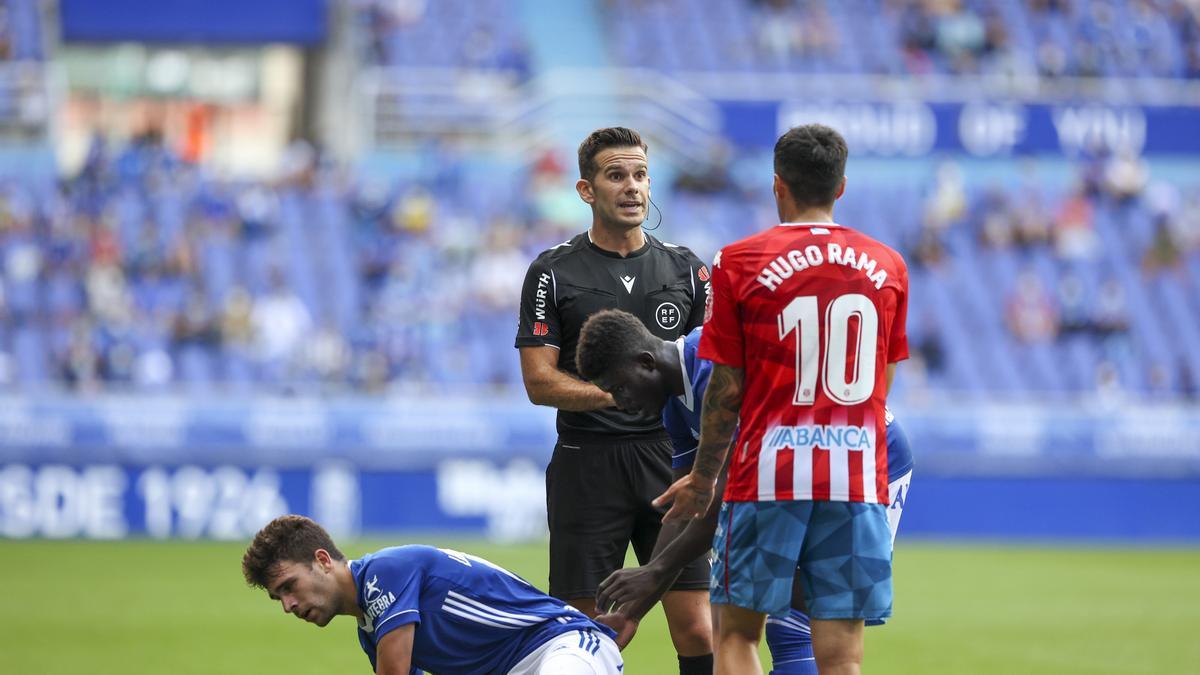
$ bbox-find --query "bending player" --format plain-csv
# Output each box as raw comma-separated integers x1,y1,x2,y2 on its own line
242,515,623,675
576,309,913,674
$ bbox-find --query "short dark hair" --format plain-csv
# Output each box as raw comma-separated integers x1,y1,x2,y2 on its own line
576,309,661,381
774,124,848,209
242,515,345,589
578,127,648,180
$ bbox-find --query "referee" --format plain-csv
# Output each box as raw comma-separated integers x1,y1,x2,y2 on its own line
515,127,714,675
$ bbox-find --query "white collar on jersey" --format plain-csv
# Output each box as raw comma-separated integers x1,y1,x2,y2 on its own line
675,337,694,411
779,221,842,228
348,560,375,632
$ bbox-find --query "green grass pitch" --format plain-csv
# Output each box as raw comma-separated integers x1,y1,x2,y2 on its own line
2,539,1197,674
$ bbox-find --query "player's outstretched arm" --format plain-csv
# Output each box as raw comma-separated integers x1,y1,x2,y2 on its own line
375,623,416,675
598,461,730,630
519,346,616,411
656,364,743,522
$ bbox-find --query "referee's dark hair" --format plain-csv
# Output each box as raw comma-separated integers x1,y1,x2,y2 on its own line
242,515,346,589
578,127,648,181
576,309,661,382
774,124,848,210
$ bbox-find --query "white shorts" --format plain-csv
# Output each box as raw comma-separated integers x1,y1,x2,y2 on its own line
886,470,913,548
507,628,624,675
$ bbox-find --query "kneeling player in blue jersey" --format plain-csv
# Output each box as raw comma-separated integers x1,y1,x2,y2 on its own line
243,515,623,675
576,310,913,674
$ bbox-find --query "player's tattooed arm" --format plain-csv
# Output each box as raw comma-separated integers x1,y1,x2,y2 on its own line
693,363,743,482
655,364,743,522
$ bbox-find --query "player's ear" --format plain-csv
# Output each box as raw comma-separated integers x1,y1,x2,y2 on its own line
314,549,333,570
636,351,656,372
772,174,786,204
576,178,594,205
835,175,846,201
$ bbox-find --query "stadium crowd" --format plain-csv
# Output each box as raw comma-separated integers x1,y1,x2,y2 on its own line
0,130,1197,400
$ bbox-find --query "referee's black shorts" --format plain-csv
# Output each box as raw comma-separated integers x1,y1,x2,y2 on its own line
545,434,711,601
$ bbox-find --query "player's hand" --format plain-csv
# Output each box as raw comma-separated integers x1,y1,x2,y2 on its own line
594,612,640,650
653,472,716,523
596,566,666,621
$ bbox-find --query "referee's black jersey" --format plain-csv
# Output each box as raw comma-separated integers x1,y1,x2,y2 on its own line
516,231,711,437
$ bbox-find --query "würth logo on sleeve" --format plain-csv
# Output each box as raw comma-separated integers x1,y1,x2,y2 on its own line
697,265,710,282
532,322,549,336
534,273,551,320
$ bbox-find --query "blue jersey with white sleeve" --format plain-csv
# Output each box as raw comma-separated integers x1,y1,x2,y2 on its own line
667,328,914,481
663,328,712,470
350,545,614,674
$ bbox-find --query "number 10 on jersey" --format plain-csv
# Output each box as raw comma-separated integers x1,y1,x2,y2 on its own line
778,294,878,406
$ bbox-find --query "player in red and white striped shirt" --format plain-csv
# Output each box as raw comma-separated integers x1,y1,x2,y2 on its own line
656,124,909,675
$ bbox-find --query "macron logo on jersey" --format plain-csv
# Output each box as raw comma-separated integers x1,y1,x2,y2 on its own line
620,275,636,293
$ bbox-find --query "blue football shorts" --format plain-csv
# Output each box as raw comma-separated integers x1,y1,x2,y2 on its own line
710,499,893,621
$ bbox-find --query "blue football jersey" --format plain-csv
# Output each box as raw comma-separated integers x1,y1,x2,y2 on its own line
668,328,914,482
350,546,614,674
663,328,712,470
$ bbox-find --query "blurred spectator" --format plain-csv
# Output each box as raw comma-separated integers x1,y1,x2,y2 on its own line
469,219,526,310
305,322,352,383
933,0,986,72
1103,150,1148,203
1012,190,1052,249
673,142,734,195
392,186,435,233
1147,361,1174,399
221,286,256,350
251,272,313,368
1147,182,1200,252
916,160,966,264
171,288,220,348
977,189,1015,249
59,319,101,391
1181,359,1200,401
1093,359,1125,405
897,1,937,73
1092,279,1130,338
1056,273,1091,337
913,319,946,378
1053,186,1098,260
1007,272,1059,342
1036,40,1069,78
910,226,947,269
1029,0,1071,15
0,5,12,61
924,161,967,233
753,0,803,62
237,186,279,240
1142,216,1184,274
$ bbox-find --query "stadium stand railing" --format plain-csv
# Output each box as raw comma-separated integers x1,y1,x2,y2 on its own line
358,66,722,165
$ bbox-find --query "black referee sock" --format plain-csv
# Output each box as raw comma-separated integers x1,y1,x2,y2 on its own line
678,653,714,675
